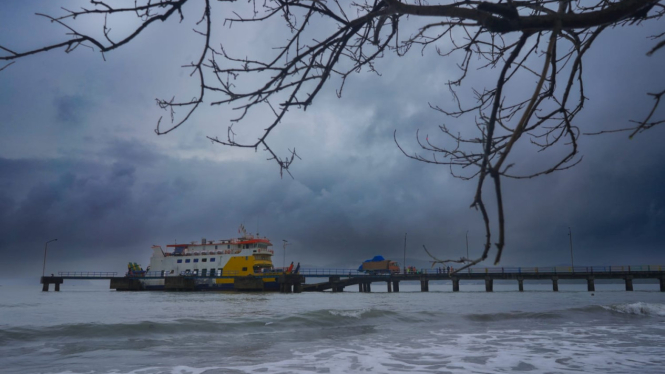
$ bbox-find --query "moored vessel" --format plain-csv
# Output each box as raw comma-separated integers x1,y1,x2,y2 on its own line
136,226,281,291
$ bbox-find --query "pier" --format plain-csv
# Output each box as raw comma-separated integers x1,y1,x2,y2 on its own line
301,266,665,292
40,265,665,292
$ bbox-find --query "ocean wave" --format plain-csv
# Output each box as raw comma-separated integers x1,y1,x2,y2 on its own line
464,311,562,322
297,307,397,322
44,365,223,374
327,308,371,318
0,319,266,343
463,302,665,321
601,302,665,316
0,308,397,343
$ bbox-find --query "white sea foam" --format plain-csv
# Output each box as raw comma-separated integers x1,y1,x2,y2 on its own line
601,302,665,316
47,366,223,374
225,324,665,374
327,308,370,318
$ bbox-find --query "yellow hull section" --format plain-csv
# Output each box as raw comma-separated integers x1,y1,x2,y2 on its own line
214,255,277,284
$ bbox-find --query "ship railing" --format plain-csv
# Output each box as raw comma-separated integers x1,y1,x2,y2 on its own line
58,272,118,277
140,271,170,277
176,270,243,277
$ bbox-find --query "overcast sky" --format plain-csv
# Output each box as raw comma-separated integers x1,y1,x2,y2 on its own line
1,1,664,281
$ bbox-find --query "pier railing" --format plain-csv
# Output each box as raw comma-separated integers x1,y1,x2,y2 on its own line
291,266,665,276
298,268,366,276
432,265,664,274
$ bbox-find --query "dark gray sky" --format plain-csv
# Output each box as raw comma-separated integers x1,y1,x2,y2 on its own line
1,1,664,280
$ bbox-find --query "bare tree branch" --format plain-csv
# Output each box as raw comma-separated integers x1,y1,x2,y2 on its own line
1,0,663,268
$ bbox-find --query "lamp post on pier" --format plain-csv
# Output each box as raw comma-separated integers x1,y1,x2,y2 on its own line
568,227,574,270
42,238,57,277
282,239,288,271
466,230,470,273
403,233,407,275
466,230,469,260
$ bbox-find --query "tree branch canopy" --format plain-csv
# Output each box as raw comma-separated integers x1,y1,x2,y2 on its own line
382,0,658,32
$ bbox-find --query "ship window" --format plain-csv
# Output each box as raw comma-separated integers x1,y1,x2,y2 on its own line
202,269,207,276
202,258,207,262
185,259,191,263
177,259,182,263
215,245,218,249
210,258,215,262
194,259,199,263
227,245,230,249
242,267,247,271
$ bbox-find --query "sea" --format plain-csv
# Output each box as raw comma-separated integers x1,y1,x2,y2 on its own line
1,281,664,374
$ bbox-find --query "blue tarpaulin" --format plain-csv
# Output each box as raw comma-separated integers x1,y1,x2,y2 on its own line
363,255,385,263
372,255,385,262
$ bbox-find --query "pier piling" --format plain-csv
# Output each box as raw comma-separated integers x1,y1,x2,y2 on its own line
40,276,63,292
452,278,460,292
625,277,633,291
420,278,429,292
485,278,493,292
329,276,340,293
518,277,524,292
552,277,559,292
387,281,392,293
278,274,304,293
587,277,595,292
392,281,400,292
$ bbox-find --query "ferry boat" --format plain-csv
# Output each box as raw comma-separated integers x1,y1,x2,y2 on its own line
138,226,280,291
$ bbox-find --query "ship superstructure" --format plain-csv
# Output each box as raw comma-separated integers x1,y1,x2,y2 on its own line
139,228,278,290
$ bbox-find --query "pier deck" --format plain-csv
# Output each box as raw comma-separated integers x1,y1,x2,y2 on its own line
40,265,665,292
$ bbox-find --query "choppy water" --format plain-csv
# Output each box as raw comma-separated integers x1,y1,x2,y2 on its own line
1,281,664,373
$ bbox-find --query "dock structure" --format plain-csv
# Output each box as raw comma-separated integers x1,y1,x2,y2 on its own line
40,276,63,291
300,266,665,293
41,266,665,293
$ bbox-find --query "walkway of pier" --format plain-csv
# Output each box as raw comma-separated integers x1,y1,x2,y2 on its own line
40,265,665,292
301,265,665,292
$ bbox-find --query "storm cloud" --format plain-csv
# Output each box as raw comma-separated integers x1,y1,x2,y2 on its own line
0,1,664,281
